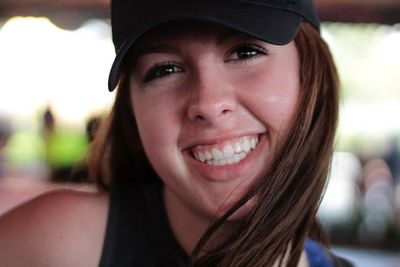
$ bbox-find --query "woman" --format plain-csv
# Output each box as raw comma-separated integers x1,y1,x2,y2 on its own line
0,0,352,266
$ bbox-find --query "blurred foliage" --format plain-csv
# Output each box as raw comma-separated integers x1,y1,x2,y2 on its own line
45,129,88,168
4,131,45,167
3,127,88,170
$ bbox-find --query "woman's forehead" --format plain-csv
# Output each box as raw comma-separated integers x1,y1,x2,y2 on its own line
134,21,249,47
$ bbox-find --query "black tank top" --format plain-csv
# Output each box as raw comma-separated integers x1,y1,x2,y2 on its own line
98,182,189,267
98,182,353,267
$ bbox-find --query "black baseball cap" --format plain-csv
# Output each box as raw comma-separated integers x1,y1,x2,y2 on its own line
108,0,320,91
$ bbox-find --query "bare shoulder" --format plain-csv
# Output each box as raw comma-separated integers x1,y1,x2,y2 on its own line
298,250,310,267
0,189,109,267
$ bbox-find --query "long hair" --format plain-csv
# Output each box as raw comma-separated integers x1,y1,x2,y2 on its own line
87,75,158,189
87,22,339,266
191,23,339,266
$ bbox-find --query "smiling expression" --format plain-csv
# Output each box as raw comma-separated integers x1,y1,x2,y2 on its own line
128,22,300,222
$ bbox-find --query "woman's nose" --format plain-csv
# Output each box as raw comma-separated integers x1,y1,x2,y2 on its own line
187,73,236,124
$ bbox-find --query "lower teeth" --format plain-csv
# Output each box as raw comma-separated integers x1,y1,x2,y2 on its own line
205,152,247,166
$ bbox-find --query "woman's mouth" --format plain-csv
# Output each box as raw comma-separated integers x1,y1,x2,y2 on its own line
190,135,260,166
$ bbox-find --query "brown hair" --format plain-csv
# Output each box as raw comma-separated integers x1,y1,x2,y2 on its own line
87,22,339,266
87,73,158,189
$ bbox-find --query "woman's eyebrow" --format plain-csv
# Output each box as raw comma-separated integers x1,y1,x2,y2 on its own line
132,44,181,59
131,30,245,59
216,30,242,45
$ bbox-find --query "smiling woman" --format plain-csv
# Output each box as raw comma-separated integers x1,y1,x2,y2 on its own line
126,21,301,223
0,1,352,267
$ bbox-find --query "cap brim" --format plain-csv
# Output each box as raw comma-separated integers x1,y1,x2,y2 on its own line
108,1,302,91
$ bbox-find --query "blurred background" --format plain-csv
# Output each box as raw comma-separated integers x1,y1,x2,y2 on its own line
0,0,399,266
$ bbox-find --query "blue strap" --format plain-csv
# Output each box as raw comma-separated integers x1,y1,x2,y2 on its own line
305,238,335,267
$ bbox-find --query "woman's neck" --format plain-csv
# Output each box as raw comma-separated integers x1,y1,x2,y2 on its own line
164,188,213,254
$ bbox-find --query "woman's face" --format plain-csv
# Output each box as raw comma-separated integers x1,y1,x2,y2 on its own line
129,22,300,221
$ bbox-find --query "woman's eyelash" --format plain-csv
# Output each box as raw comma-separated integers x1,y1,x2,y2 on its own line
144,62,183,82
228,44,268,61
142,44,267,82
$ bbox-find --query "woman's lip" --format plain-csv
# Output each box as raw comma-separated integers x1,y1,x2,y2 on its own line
182,132,264,150
183,134,267,182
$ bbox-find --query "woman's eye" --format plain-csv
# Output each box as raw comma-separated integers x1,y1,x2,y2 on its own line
228,45,267,61
144,63,183,82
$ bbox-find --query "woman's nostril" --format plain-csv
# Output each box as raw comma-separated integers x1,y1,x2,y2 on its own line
196,115,206,122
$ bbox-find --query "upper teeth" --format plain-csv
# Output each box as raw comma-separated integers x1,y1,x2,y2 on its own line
192,136,259,166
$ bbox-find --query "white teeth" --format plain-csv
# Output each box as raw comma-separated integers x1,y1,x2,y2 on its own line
217,159,226,166
234,154,241,163
234,142,241,153
198,152,206,162
203,151,250,166
250,137,258,149
192,136,260,166
211,148,224,160
223,146,234,158
242,139,251,152
226,157,234,164
204,151,212,160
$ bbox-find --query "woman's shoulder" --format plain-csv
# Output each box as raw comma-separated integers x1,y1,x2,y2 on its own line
0,189,109,267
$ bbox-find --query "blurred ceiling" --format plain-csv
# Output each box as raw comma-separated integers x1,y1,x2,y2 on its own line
317,0,400,25
0,0,399,29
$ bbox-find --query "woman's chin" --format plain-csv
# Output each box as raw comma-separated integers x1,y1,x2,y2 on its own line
206,196,257,222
